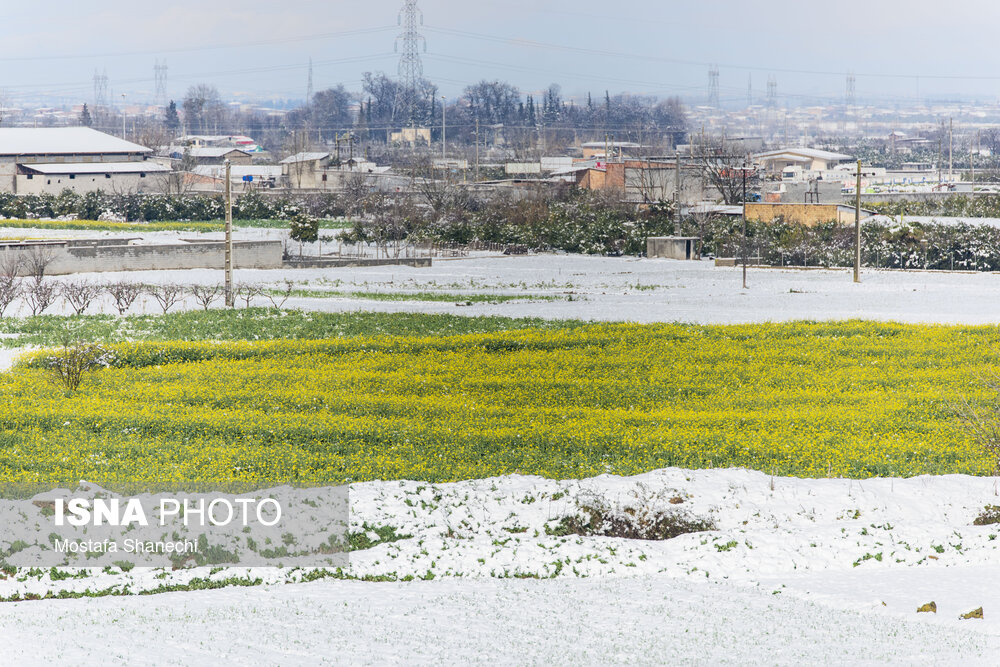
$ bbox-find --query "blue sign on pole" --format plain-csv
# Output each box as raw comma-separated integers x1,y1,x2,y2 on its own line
242,175,253,182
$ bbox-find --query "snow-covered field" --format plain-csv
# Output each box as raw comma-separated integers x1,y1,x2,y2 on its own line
20,250,1000,325
6,469,1000,663
9,241,1000,663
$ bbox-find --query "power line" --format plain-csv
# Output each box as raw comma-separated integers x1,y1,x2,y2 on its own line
424,24,1000,83
0,26,398,63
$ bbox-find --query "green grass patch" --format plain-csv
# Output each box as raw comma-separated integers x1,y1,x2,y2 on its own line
0,308,584,348
267,288,564,303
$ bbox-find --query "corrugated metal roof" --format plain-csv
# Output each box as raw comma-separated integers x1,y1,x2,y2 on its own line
280,151,331,164
0,128,151,155
21,161,171,175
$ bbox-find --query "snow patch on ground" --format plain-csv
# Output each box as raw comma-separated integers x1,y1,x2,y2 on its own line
5,467,1000,660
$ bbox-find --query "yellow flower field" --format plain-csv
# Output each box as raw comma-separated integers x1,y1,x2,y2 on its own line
2,320,998,491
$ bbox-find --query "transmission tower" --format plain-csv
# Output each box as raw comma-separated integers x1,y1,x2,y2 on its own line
766,75,777,109
306,57,314,104
845,71,856,109
707,65,719,108
394,0,426,125
154,59,168,108
93,69,108,112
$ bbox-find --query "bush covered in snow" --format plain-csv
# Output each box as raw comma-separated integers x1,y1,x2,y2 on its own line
0,190,349,223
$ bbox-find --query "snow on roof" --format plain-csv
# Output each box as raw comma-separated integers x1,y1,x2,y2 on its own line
22,161,167,175
280,152,331,164
755,147,852,162
191,165,282,178
187,147,251,158
0,128,151,156
21,161,170,175
581,141,641,148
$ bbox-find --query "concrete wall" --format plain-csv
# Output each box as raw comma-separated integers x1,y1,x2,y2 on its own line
770,181,845,204
647,237,699,260
0,239,282,275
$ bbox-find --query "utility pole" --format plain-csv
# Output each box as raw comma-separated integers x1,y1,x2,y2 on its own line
675,151,681,229
475,117,480,181
973,129,979,202
854,159,861,283
120,93,126,139
224,160,234,307
741,162,749,290
938,130,943,186
441,95,446,161
949,118,954,183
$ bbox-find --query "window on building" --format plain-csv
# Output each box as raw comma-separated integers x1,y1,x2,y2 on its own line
140,173,146,178
105,174,111,179
69,174,75,180
25,174,32,180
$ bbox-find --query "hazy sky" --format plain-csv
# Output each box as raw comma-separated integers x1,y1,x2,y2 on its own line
6,1,1000,107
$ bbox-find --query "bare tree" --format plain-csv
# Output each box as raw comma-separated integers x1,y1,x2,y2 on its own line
698,141,759,205
25,279,58,316
61,281,103,315
147,283,184,314
106,281,143,315
235,283,263,308
25,245,58,283
0,255,22,317
265,279,295,309
342,171,374,212
189,283,223,310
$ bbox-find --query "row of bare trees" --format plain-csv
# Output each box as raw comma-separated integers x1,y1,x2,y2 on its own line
0,278,297,317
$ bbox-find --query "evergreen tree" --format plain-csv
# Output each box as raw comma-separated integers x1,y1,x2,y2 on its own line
79,104,92,127
165,100,180,132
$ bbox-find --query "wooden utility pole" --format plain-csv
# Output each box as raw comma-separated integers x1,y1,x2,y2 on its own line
854,159,861,283
224,159,234,307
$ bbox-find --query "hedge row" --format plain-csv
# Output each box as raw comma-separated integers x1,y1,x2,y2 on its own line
0,190,350,222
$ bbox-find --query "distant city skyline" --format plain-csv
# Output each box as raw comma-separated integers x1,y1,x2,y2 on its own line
4,1,1000,107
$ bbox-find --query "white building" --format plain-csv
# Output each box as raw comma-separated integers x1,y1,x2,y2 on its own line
0,127,163,194
754,147,854,178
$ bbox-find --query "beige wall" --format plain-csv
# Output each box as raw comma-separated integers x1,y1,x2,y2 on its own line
744,203,854,226
14,171,162,195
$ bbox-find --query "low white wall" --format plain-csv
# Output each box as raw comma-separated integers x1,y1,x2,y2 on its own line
0,240,283,275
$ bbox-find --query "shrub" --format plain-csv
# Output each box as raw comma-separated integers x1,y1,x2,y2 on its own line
46,340,113,392
548,489,714,541
289,212,319,243
974,505,1000,526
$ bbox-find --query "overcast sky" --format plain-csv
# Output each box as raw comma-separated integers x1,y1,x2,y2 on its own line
6,1,1000,107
